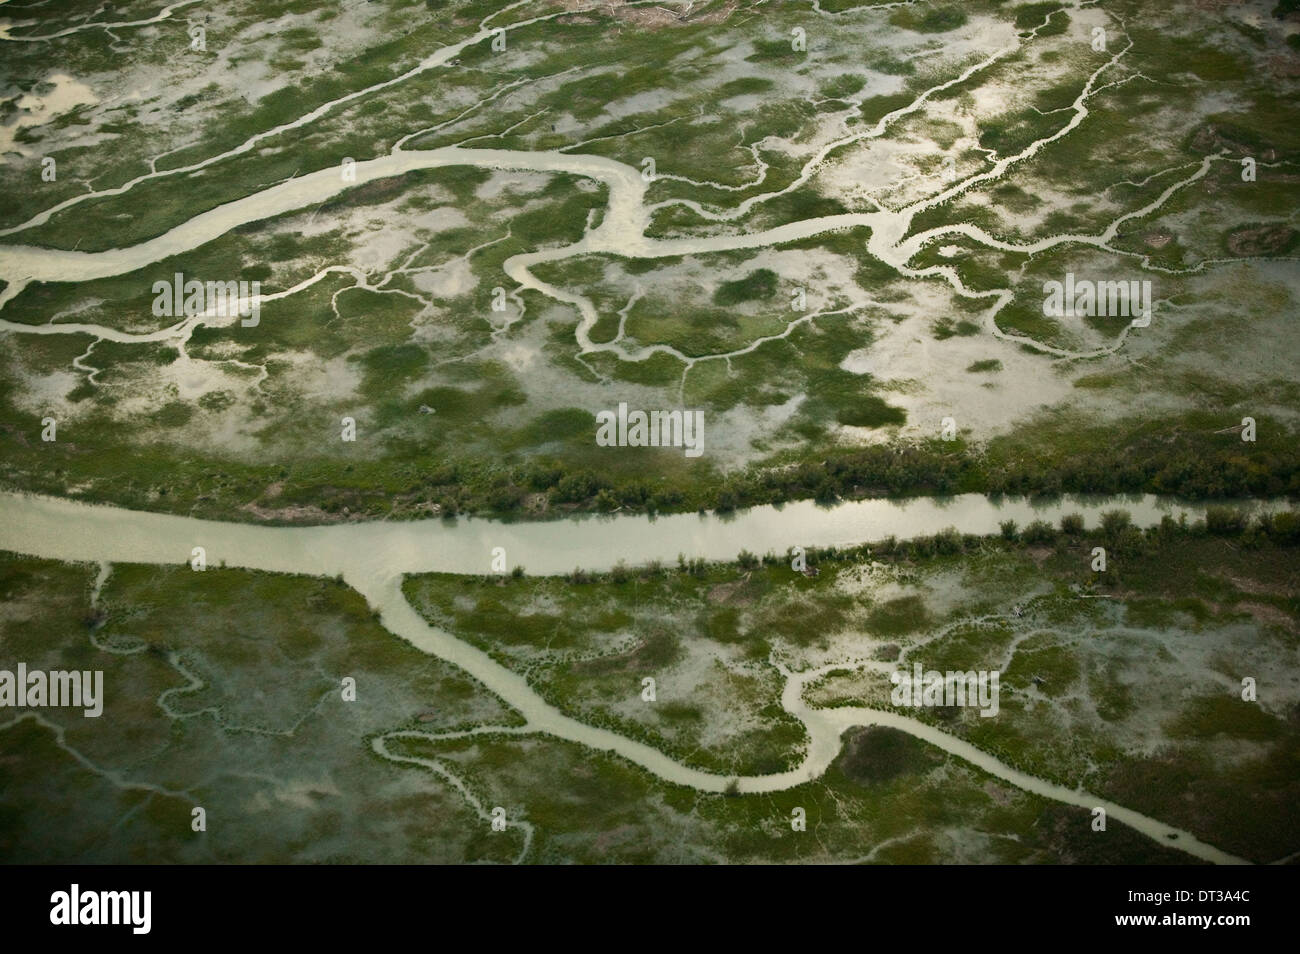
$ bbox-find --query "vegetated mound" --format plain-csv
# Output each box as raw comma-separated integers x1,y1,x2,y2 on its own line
712,268,779,306
836,725,942,786
1142,227,1174,249
584,0,740,30
1225,223,1298,257
1189,123,1279,160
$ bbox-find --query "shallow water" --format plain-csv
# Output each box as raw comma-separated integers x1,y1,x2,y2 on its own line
0,7,1270,862
0,489,1288,579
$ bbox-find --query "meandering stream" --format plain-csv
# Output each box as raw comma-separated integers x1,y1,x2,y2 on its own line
0,1,1280,863
1,490,1285,863
0,0,1204,370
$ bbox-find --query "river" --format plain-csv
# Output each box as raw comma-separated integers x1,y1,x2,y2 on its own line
0,489,1287,578
0,1,1273,863
0,489,1283,863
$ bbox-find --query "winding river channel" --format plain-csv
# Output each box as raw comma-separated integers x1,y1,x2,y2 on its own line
0,490,1289,579
1,490,1288,864
0,0,1203,367
0,0,1281,863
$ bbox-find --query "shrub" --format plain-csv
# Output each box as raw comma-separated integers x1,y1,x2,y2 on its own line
487,484,523,511
1022,520,1056,545
1205,505,1246,535
551,472,603,504
934,527,963,554
1262,511,1300,544
1100,509,1132,538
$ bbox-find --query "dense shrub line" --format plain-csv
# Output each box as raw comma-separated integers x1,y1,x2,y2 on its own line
501,507,1300,586
429,427,1300,519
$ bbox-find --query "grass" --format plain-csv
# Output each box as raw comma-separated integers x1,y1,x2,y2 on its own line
866,595,932,636
5,509,1298,862
712,268,779,306
889,5,969,34
402,568,808,775
0,550,516,863
1164,694,1286,742
3,0,1298,528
